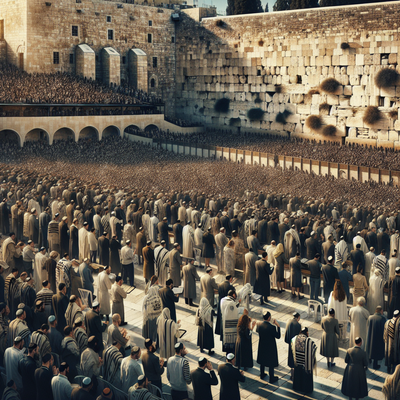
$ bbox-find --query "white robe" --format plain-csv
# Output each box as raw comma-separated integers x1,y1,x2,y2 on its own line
120,357,143,393
182,224,194,259
327,292,348,322
194,228,203,249
78,227,90,262
98,270,112,316
364,251,376,284
390,233,400,259
353,236,368,255
142,214,151,240
34,252,48,291
388,257,400,280
149,216,159,243
367,272,384,314
4,346,25,391
349,305,370,350
265,244,277,288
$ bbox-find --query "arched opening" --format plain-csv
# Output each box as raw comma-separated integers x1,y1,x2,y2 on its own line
144,124,159,134
150,78,155,88
53,127,75,142
124,125,142,136
0,130,21,147
79,126,99,141
102,126,120,139
25,129,49,144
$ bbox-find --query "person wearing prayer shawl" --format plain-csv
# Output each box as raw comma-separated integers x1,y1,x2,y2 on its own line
334,236,349,269
273,243,288,293
365,305,386,370
120,346,143,393
237,283,252,312
73,317,88,354
7,308,30,348
215,228,229,272
142,285,162,343
388,267,400,319
44,251,59,294
182,221,195,260
341,337,368,400
28,208,39,243
373,249,389,284
110,276,127,325
382,364,400,400
31,323,51,365
149,214,159,243
364,247,376,283
103,340,123,387
80,335,102,379
195,297,215,356
223,239,236,276
194,224,203,266
98,265,112,321
47,213,61,254
367,269,385,314
284,225,300,259
65,295,84,329
3,233,22,273
327,280,348,325
5,268,20,320
128,375,160,400
4,337,25,394
353,232,368,255
154,241,169,287
220,289,240,354
156,308,181,359
384,309,400,374
20,277,36,310
61,326,81,380
291,327,317,394
78,222,90,262
34,247,48,291
349,297,370,351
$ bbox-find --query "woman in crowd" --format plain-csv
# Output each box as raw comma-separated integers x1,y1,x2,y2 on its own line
235,310,256,370
196,297,215,356
328,280,348,322
273,243,288,293
353,264,368,306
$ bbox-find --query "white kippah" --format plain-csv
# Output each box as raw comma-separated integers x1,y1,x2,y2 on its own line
226,353,235,361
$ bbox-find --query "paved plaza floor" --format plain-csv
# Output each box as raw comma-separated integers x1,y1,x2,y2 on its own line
93,259,388,400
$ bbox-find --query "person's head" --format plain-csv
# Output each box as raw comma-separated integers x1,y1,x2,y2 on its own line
237,314,251,335
64,326,73,337
27,240,34,249
58,282,67,294
11,267,18,277
48,315,57,328
146,240,151,247
16,308,25,320
69,295,77,304
144,338,156,353
105,265,111,274
28,342,38,357
173,243,180,251
42,353,52,367
300,327,309,337
396,267,400,276
293,311,300,322
314,253,320,260
198,356,208,369
88,336,99,352
381,249,386,256
263,311,271,322
227,239,235,248
226,274,232,283
262,251,268,260
227,289,236,299
92,301,100,312
394,310,400,319
126,240,131,248
327,255,334,265
81,377,93,391
116,276,123,286
131,346,141,360
357,296,366,307
328,308,335,317
13,336,24,349
59,362,69,376
137,375,148,389
355,336,363,346
375,306,383,315
40,324,49,335
50,251,58,260
174,342,187,356
166,279,173,289
226,353,235,364
112,313,121,326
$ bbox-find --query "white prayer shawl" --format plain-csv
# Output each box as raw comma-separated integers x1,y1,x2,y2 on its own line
327,292,348,322
200,213,210,231
157,308,180,359
265,244,277,288
324,225,336,241
23,212,30,238
390,234,400,259
98,270,112,316
388,257,400,280
215,232,229,271
103,345,123,387
284,228,300,259
237,283,252,312
34,253,47,290
367,271,384,314
349,305,370,350
194,228,203,249
221,296,239,346
78,227,90,262
110,216,123,238
142,214,151,240
182,224,195,259
335,240,349,268
4,346,25,390
154,246,169,287
142,286,163,325
197,297,213,328
28,199,41,215
120,357,143,393
353,236,368,255
186,207,193,223
7,319,30,348
364,251,376,283
223,246,235,276
2,237,14,264
51,200,60,219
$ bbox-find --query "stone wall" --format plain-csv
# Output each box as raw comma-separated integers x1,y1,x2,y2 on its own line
175,2,400,147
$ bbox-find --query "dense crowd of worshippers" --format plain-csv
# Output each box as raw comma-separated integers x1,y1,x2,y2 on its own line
0,63,161,106
0,158,398,400
134,127,400,171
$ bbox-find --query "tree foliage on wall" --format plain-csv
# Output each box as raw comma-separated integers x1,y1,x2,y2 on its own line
227,0,263,15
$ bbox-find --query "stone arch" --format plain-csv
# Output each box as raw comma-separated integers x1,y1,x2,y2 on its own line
25,129,49,144
0,129,21,147
149,74,158,89
124,125,142,136
144,124,159,133
53,127,75,143
79,126,99,141
102,125,120,140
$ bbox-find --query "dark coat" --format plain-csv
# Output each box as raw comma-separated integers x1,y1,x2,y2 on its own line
290,257,303,288
217,362,245,400
366,231,378,251
254,259,273,298
141,349,164,383
157,221,170,245
34,366,53,400
159,287,178,322
220,216,232,237
365,312,386,361
350,248,365,274
266,221,279,245
215,281,234,336
18,355,37,400
305,237,319,260
341,346,368,398
202,232,216,258
190,368,218,400
322,263,339,301
256,321,281,367
389,275,400,319
173,223,183,250
136,231,147,260
320,316,339,357
142,246,155,281
278,223,289,244
257,219,268,245
235,328,253,368
97,236,110,266
284,318,301,368
59,220,69,257
69,225,79,260
85,309,107,352
52,292,69,333
377,231,390,256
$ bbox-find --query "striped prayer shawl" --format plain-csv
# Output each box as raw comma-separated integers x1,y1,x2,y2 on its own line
36,289,54,309
7,319,30,348
31,330,51,361
74,327,88,353
373,255,388,283
65,303,82,328
129,387,159,400
56,258,71,289
222,297,239,346
291,334,317,375
103,346,123,386
335,240,348,265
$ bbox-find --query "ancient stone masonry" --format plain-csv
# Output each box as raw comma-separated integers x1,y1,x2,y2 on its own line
176,2,400,148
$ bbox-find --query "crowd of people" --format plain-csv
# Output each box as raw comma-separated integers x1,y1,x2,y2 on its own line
0,63,161,106
0,134,397,400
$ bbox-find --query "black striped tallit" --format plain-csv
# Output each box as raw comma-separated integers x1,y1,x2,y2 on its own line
103,346,123,384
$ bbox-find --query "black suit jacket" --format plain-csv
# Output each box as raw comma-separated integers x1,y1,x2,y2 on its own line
141,349,164,382
159,287,178,322
51,292,69,333
305,237,319,260
350,248,365,274
85,310,107,352
191,367,218,400
218,362,245,400
34,366,53,400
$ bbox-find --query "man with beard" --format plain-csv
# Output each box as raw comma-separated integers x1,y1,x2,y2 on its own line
18,342,39,400
141,338,165,391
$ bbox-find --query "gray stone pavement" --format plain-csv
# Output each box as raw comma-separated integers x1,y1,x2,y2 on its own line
92,258,388,400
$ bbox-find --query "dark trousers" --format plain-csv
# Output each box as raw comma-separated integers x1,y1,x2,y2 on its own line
171,389,188,400
310,277,320,301
90,250,97,263
260,365,275,378
151,379,162,392
122,262,134,286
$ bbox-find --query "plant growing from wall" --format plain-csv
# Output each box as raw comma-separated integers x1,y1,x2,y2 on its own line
340,42,350,49
214,98,230,113
363,106,383,126
322,125,337,136
389,109,398,120
229,117,241,126
375,68,400,88
247,108,265,120
254,95,262,104
305,115,323,131
275,109,292,124
319,103,331,114
320,78,341,94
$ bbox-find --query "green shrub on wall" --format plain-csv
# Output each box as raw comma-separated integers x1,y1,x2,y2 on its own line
275,109,292,124
214,98,230,113
247,108,265,120
375,68,399,89
389,109,398,120
363,106,383,126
